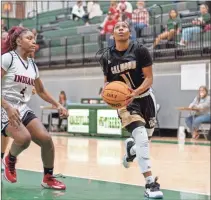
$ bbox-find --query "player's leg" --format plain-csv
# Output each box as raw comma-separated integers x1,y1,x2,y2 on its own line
120,98,163,198
1,136,9,159
3,123,31,183
1,135,10,172
25,115,66,190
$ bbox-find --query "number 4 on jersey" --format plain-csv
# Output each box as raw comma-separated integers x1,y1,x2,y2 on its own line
20,87,27,98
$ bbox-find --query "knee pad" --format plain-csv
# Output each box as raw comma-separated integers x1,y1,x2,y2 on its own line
132,126,151,173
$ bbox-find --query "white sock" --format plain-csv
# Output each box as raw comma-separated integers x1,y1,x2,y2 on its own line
145,176,154,185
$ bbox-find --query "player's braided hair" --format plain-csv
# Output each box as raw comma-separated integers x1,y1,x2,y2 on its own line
95,46,112,74
1,26,29,55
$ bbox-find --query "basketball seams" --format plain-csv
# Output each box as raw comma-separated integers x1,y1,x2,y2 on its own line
102,81,131,109
102,95,126,103
104,89,129,96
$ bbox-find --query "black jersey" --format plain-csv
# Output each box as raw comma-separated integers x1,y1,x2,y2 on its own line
100,41,152,90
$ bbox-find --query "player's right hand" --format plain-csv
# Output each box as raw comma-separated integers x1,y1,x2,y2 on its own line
6,106,21,128
101,82,109,97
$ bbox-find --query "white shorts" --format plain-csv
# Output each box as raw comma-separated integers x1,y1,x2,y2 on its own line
1,101,37,136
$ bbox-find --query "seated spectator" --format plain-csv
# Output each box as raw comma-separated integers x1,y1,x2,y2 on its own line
87,1,103,20
1,19,8,32
185,86,210,139
100,12,118,47
132,1,149,38
48,91,70,132
100,1,119,29
153,9,181,48
178,4,211,46
109,1,120,20
72,1,89,26
117,0,133,19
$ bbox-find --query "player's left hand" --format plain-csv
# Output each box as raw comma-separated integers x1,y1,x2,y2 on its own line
57,104,69,118
126,88,138,105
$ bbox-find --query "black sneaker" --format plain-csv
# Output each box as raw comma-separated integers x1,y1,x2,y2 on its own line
144,177,163,199
122,138,136,168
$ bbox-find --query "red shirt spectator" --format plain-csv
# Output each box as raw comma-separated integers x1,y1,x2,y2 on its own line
102,18,117,34
109,1,119,20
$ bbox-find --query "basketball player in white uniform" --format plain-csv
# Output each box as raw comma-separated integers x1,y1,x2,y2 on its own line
1,26,68,190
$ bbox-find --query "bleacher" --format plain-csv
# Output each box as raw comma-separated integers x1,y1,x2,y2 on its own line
16,1,210,68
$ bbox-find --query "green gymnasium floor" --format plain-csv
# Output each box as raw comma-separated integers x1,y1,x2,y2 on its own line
2,169,210,200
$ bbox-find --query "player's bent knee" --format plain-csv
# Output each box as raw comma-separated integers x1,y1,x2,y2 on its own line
40,132,53,145
19,134,31,149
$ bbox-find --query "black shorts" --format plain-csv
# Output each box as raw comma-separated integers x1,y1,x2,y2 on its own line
118,91,156,130
1,110,37,137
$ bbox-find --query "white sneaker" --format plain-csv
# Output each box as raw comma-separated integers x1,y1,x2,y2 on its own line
122,138,136,168
144,177,163,199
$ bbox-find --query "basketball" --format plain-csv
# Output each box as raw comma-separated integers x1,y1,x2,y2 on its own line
102,81,131,109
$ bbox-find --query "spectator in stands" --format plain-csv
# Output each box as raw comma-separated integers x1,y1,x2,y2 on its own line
153,9,181,48
87,1,103,20
178,4,211,46
117,0,133,19
100,11,118,46
109,1,120,20
132,1,149,38
48,91,70,132
72,1,89,26
1,19,8,32
100,1,119,29
185,86,210,139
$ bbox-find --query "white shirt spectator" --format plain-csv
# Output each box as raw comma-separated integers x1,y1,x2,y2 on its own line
72,4,85,18
87,1,103,19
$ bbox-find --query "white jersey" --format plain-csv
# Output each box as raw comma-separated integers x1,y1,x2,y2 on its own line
2,51,39,104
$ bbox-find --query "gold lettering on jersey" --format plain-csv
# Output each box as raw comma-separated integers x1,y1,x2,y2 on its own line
111,61,136,74
14,75,35,86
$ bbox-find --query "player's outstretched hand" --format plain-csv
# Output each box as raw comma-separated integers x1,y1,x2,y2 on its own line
101,82,109,97
6,106,21,128
126,88,138,105
57,104,69,118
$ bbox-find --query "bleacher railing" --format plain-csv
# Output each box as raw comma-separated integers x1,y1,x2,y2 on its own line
35,5,211,68
36,21,211,68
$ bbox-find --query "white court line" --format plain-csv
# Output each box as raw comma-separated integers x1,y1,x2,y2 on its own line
17,167,210,196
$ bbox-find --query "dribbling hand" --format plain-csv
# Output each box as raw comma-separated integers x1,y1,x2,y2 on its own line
57,104,69,118
126,88,138,105
6,106,21,128
101,82,109,97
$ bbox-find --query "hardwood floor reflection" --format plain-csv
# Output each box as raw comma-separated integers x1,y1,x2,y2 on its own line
5,136,210,195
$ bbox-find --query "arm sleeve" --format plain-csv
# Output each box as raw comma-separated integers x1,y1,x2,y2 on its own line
1,53,13,72
136,46,153,68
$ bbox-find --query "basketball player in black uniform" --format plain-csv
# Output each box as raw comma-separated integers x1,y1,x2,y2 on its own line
97,21,163,199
